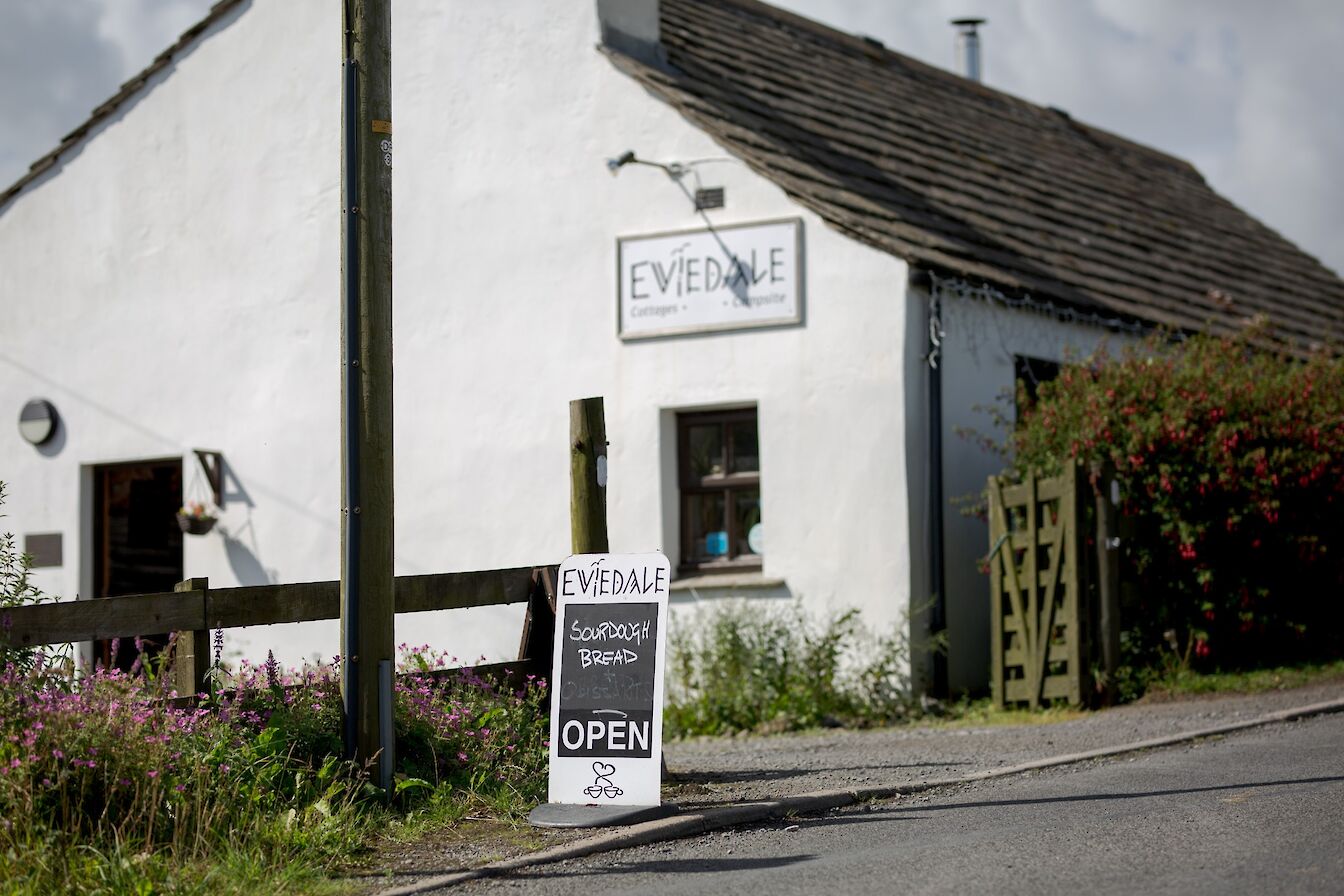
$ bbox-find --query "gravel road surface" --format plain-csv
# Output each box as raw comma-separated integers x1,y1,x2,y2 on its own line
365,679,1344,892
662,680,1344,806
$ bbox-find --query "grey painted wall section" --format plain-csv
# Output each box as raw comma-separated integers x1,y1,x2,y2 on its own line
936,291,1121,693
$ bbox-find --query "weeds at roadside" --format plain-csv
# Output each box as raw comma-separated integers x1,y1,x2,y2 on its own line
1136,659,1344,702
0,482,550,894
930,698,1088,728
0,647,548,895
665,602,939,737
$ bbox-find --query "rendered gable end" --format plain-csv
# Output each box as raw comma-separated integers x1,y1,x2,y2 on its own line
2,1,919,675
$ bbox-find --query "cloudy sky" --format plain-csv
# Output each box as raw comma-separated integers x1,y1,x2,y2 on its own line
2,1,1341,274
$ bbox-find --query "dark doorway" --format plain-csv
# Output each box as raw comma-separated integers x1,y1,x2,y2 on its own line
93,459,184,672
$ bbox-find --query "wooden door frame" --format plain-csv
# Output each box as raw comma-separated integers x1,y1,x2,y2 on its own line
89,456,185,670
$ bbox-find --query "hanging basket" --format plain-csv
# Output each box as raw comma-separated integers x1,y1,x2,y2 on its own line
177,513,217,536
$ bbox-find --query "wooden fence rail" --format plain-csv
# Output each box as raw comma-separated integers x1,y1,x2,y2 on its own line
0,566,557,698
0,568,538,647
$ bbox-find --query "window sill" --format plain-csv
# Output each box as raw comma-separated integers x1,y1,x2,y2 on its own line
670,571,787,592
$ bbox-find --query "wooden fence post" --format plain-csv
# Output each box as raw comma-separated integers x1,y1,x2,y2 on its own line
173,577,210,699
1091,462,1122,705
987,475,1005,708
569,397,660,777
570,397,609,554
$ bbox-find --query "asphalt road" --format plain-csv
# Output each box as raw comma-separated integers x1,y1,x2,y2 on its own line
462,713,1344,895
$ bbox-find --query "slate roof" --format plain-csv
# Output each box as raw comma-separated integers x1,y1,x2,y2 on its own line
605,0,1344,353
5,0,1341,352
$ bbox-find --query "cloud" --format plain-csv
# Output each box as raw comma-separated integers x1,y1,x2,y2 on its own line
2,1,1340,275
0,0,212,189
94,0,214,75
0,0,123,182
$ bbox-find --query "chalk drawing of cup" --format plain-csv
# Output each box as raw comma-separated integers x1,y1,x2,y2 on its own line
583,761,623,799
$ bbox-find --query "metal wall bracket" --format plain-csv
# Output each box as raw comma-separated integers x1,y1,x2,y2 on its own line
193,449,225,508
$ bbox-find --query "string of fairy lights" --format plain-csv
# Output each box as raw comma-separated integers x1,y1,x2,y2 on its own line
924,269,1159,375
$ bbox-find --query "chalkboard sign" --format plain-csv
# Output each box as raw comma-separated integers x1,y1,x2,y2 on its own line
547,553,670,807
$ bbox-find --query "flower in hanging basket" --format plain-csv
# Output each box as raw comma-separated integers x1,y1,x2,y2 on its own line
177,501,217,536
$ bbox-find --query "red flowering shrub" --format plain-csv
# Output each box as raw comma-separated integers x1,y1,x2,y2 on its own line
1011,330,1344,669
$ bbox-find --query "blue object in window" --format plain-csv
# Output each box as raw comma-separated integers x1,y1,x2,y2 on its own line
705,531,729,557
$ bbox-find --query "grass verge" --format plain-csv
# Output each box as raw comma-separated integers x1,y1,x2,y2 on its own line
1136,658,1344,702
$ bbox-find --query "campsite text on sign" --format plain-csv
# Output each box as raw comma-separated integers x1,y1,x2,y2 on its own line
617,218,804,339
548,553,670,807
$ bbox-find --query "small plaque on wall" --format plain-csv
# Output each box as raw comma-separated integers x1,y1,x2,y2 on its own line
24,533,63,568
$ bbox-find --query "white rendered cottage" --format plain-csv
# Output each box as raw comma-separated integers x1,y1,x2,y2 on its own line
3,0,1340,693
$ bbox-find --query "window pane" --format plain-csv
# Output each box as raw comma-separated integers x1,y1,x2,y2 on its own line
687,424,725,477
734,488,762,557
685,492,727,563
729,419,759,473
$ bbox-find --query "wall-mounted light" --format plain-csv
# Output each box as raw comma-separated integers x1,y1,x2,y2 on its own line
18,399,59,446
606,149,684,180
607,149,737,214
606,150,637,175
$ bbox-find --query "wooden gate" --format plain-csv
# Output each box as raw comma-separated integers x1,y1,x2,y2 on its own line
987,466,1087,708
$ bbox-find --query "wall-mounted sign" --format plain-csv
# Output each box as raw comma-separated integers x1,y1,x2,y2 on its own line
547,552,670,807
617,218,804,339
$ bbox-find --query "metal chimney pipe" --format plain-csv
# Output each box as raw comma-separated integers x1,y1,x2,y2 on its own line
951,18,986,82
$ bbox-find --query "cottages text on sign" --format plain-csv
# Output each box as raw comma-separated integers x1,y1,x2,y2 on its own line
547,553,670,807
617,218,804,339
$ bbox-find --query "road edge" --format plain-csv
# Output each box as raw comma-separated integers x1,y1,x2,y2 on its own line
376,695,1344,894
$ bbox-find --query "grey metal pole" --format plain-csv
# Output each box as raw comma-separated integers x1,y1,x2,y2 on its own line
340,51,361,765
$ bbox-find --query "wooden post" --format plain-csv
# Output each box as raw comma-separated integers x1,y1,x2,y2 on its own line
341,0,395,784
570,397,609,554
987,476,1004,708
172,577,210,699
568,398,659,776
1091,462,1122,705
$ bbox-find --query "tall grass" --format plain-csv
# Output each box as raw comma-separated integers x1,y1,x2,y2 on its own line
665,602,930,736
0,482,550,893
0,647,548,895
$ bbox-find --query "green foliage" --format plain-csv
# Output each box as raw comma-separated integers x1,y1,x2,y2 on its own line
665,602,930,736
0,482,63,675
1008,330,1344,674
390,655,549,810
0,643,549,894
1139,658,1344,699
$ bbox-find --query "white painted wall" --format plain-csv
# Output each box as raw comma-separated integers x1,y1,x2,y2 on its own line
0,1,916,672
0,0,342,666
